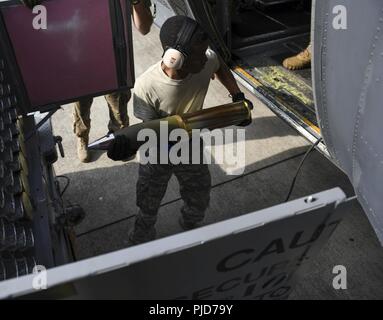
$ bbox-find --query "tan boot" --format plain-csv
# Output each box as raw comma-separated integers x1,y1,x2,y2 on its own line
77,137,90,163
283,46,312,70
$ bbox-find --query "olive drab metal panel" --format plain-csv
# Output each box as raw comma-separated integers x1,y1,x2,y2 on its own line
0,0,134,114
313,0,383,244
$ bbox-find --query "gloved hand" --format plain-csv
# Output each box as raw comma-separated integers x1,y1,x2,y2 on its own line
232,92,254,127
107,135,136,161
22,0,43,9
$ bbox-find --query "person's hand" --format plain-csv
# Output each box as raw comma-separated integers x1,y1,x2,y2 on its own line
107,135,136,161
22,0,43,9
232,92,254,127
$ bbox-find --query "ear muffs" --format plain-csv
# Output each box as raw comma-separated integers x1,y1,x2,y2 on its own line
162,19,199,70
162,48,185,70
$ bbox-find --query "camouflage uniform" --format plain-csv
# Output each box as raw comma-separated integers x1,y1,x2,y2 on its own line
132,162,212,244
130,137,211,244
129,7,215,244
73,91,131,138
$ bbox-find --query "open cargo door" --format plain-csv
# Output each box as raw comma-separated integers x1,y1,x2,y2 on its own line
0,0,135,114
313,0,383,244
0,188,350,300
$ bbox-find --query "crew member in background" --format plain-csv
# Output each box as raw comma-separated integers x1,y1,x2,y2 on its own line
283,43,312,70
73,0,153,162
107,16,254,245
23,0,153,163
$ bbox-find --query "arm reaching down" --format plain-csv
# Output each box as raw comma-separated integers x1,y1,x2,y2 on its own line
132,0,153,35
214,59,242,97
214,57,254,126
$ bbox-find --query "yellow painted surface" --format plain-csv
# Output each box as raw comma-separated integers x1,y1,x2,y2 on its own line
234,66,321,134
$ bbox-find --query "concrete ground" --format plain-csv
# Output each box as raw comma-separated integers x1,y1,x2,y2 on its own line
52,26,383,300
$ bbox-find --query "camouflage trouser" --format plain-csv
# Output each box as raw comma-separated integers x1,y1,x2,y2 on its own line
132,163,212,244
73,91,131,138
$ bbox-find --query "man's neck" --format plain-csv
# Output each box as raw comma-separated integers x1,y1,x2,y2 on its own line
161,62,189,80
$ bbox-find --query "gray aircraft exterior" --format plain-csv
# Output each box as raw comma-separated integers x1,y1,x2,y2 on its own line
161,0,383,244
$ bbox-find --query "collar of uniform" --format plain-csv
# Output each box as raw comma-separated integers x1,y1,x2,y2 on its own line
157,61,192,85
